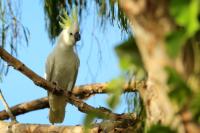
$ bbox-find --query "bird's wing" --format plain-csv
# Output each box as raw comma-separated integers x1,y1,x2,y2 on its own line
71,55,80,91
45,53,55,82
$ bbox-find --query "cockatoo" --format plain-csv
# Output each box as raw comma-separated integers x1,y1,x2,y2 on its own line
45,8,80,124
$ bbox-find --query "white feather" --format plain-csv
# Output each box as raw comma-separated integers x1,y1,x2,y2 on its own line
44,73,47,80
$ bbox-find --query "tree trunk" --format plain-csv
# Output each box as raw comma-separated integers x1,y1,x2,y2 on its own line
119,0,185,132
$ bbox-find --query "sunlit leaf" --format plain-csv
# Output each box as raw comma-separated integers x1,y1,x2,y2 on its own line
168,0,200,58
170,0,200,37
115,37,146,81
170,0,189,26
107,77,124,109
83,113,95,133
187,0,200,36
115,37,144,71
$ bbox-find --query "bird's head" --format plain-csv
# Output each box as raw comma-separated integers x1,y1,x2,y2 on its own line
59,7,81,47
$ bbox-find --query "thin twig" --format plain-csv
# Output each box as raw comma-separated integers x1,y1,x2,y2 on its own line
6,0,16,19
0,88,17,122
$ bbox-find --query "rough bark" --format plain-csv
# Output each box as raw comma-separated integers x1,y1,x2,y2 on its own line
0,120,139,133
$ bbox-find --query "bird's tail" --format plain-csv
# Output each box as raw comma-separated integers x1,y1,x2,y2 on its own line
48,92,66,124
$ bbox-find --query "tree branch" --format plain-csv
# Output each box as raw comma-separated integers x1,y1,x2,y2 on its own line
0,79,144,120
0,47,138,122
73,81,139,99
0,120,137,133
0,97,48,120
0,120,98,133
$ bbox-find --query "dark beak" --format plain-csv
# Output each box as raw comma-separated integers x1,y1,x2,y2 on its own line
74,32,81,42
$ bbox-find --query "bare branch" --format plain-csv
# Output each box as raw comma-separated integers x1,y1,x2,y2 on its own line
0,97,48,120
73,80,140,99
0,47,138,122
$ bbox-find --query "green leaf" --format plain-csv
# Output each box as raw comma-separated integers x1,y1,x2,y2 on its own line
106,77,124,109
187,0,200,36
166,29,187,57
170,0,190,26
147,124,177,133
83,113,95,133
165,67,192,107
170,0,200,37
115,37,144,71
168,0,200,58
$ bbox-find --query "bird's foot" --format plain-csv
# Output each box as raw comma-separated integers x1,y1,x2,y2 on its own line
51,81,63,94
52,81,58,86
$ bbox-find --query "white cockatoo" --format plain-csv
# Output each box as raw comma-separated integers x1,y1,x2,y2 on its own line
45,8,80,124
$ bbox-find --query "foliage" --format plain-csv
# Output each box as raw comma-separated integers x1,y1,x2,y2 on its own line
95,0,129,31
115,37,146,80
44,0,71,41
165,2,200,125
114,37,147,131
166,67,192,108
189,93,200,123
43,0,129,41
106,77,124,109
83,109,111,131
83,112,96,132
0,0,29,75
147,124,177,133
166,0,200,57
170,0,199,36
166,28,187,58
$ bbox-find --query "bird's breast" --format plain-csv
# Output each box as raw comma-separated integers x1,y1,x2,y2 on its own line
52,52,78,89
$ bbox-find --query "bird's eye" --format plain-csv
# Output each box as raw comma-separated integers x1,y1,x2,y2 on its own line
69,33,73,36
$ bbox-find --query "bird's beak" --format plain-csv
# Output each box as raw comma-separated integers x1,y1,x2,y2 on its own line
74,32,81,42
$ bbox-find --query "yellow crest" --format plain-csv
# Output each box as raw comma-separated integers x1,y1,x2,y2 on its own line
59,7,78,29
